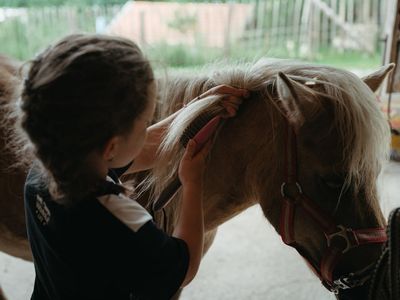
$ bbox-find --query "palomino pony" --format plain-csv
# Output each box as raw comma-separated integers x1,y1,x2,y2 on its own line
0,55,395,299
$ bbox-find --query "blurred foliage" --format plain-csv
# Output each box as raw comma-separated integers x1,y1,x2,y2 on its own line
167,10,197,34
0,0,254,6
0,0,126,6
0,5,118,59
146,43,382,69
0,2,383,70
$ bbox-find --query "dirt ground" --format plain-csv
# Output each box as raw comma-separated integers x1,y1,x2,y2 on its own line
1,162,399,300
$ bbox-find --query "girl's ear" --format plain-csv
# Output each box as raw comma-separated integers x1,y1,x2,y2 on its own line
102,136,119,161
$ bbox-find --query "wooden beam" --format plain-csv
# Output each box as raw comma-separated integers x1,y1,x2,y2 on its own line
387,0,400,92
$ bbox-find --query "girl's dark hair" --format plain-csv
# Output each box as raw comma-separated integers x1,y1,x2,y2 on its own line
18,34,154,205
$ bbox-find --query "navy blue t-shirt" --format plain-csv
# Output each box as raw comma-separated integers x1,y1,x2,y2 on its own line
24,161,189,300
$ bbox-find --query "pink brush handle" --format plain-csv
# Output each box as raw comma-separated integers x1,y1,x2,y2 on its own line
154,115,221,211
192,116,221,155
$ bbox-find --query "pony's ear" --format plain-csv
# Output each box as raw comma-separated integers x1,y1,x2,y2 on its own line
276,72,320,128
362,63,395,92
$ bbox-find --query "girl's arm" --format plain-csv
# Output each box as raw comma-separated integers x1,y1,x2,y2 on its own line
173,182,203,286
172,139,211,286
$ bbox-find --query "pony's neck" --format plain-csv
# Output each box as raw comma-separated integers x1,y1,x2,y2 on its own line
201,91,286,231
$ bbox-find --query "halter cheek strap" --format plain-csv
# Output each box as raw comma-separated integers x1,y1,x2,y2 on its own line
279,120,387,293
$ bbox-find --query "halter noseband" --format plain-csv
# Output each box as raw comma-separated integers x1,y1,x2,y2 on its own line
279,120,387,294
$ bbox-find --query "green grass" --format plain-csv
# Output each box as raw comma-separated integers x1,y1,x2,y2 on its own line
151,48,383,75
146,41,383,71
310,50,382,69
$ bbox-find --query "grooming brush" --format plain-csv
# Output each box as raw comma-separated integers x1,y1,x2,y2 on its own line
153,112,222,211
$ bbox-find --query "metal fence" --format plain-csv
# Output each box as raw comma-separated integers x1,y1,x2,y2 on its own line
0,0,390,65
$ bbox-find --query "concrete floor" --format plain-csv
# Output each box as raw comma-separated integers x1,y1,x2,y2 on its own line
1,162,399,300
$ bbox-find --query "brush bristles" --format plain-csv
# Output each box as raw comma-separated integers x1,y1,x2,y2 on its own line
179,111,216,147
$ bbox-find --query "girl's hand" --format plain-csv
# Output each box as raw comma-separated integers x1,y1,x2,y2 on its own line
178,139,212,187
189,84,250,118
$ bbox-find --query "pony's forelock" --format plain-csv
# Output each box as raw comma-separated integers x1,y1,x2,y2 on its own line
288,67,389,205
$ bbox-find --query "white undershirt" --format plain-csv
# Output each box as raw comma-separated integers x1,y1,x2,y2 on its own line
97,176,152,232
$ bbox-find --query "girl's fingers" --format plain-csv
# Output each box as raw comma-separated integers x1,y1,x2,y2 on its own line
183,139,197,159
221,107,236,118
221,97,240,117
213,85,249,97
228,107,236,117
222,100,240,109
197,139,213,159
190,85,249,118
222,96,243,108
227,95,244,103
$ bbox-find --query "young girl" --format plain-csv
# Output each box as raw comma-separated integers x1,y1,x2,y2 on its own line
16,34,248,300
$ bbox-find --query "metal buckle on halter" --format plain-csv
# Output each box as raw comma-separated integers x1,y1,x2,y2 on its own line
326,225,355,254
328,274,361,294
280,182,303,198
330,276,353,294
329,270,372,294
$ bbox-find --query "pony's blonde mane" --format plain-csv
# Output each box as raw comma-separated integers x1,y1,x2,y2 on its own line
142,59,390,214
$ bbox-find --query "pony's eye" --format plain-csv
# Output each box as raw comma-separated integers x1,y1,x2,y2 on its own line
320,175,345,190
325,180,344,189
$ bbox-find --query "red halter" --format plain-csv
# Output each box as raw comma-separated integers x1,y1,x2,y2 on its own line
279,120,387,293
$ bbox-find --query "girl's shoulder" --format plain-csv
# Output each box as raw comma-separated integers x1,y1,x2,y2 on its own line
24,161,52,209
97,175,152,233
25,160,48,188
